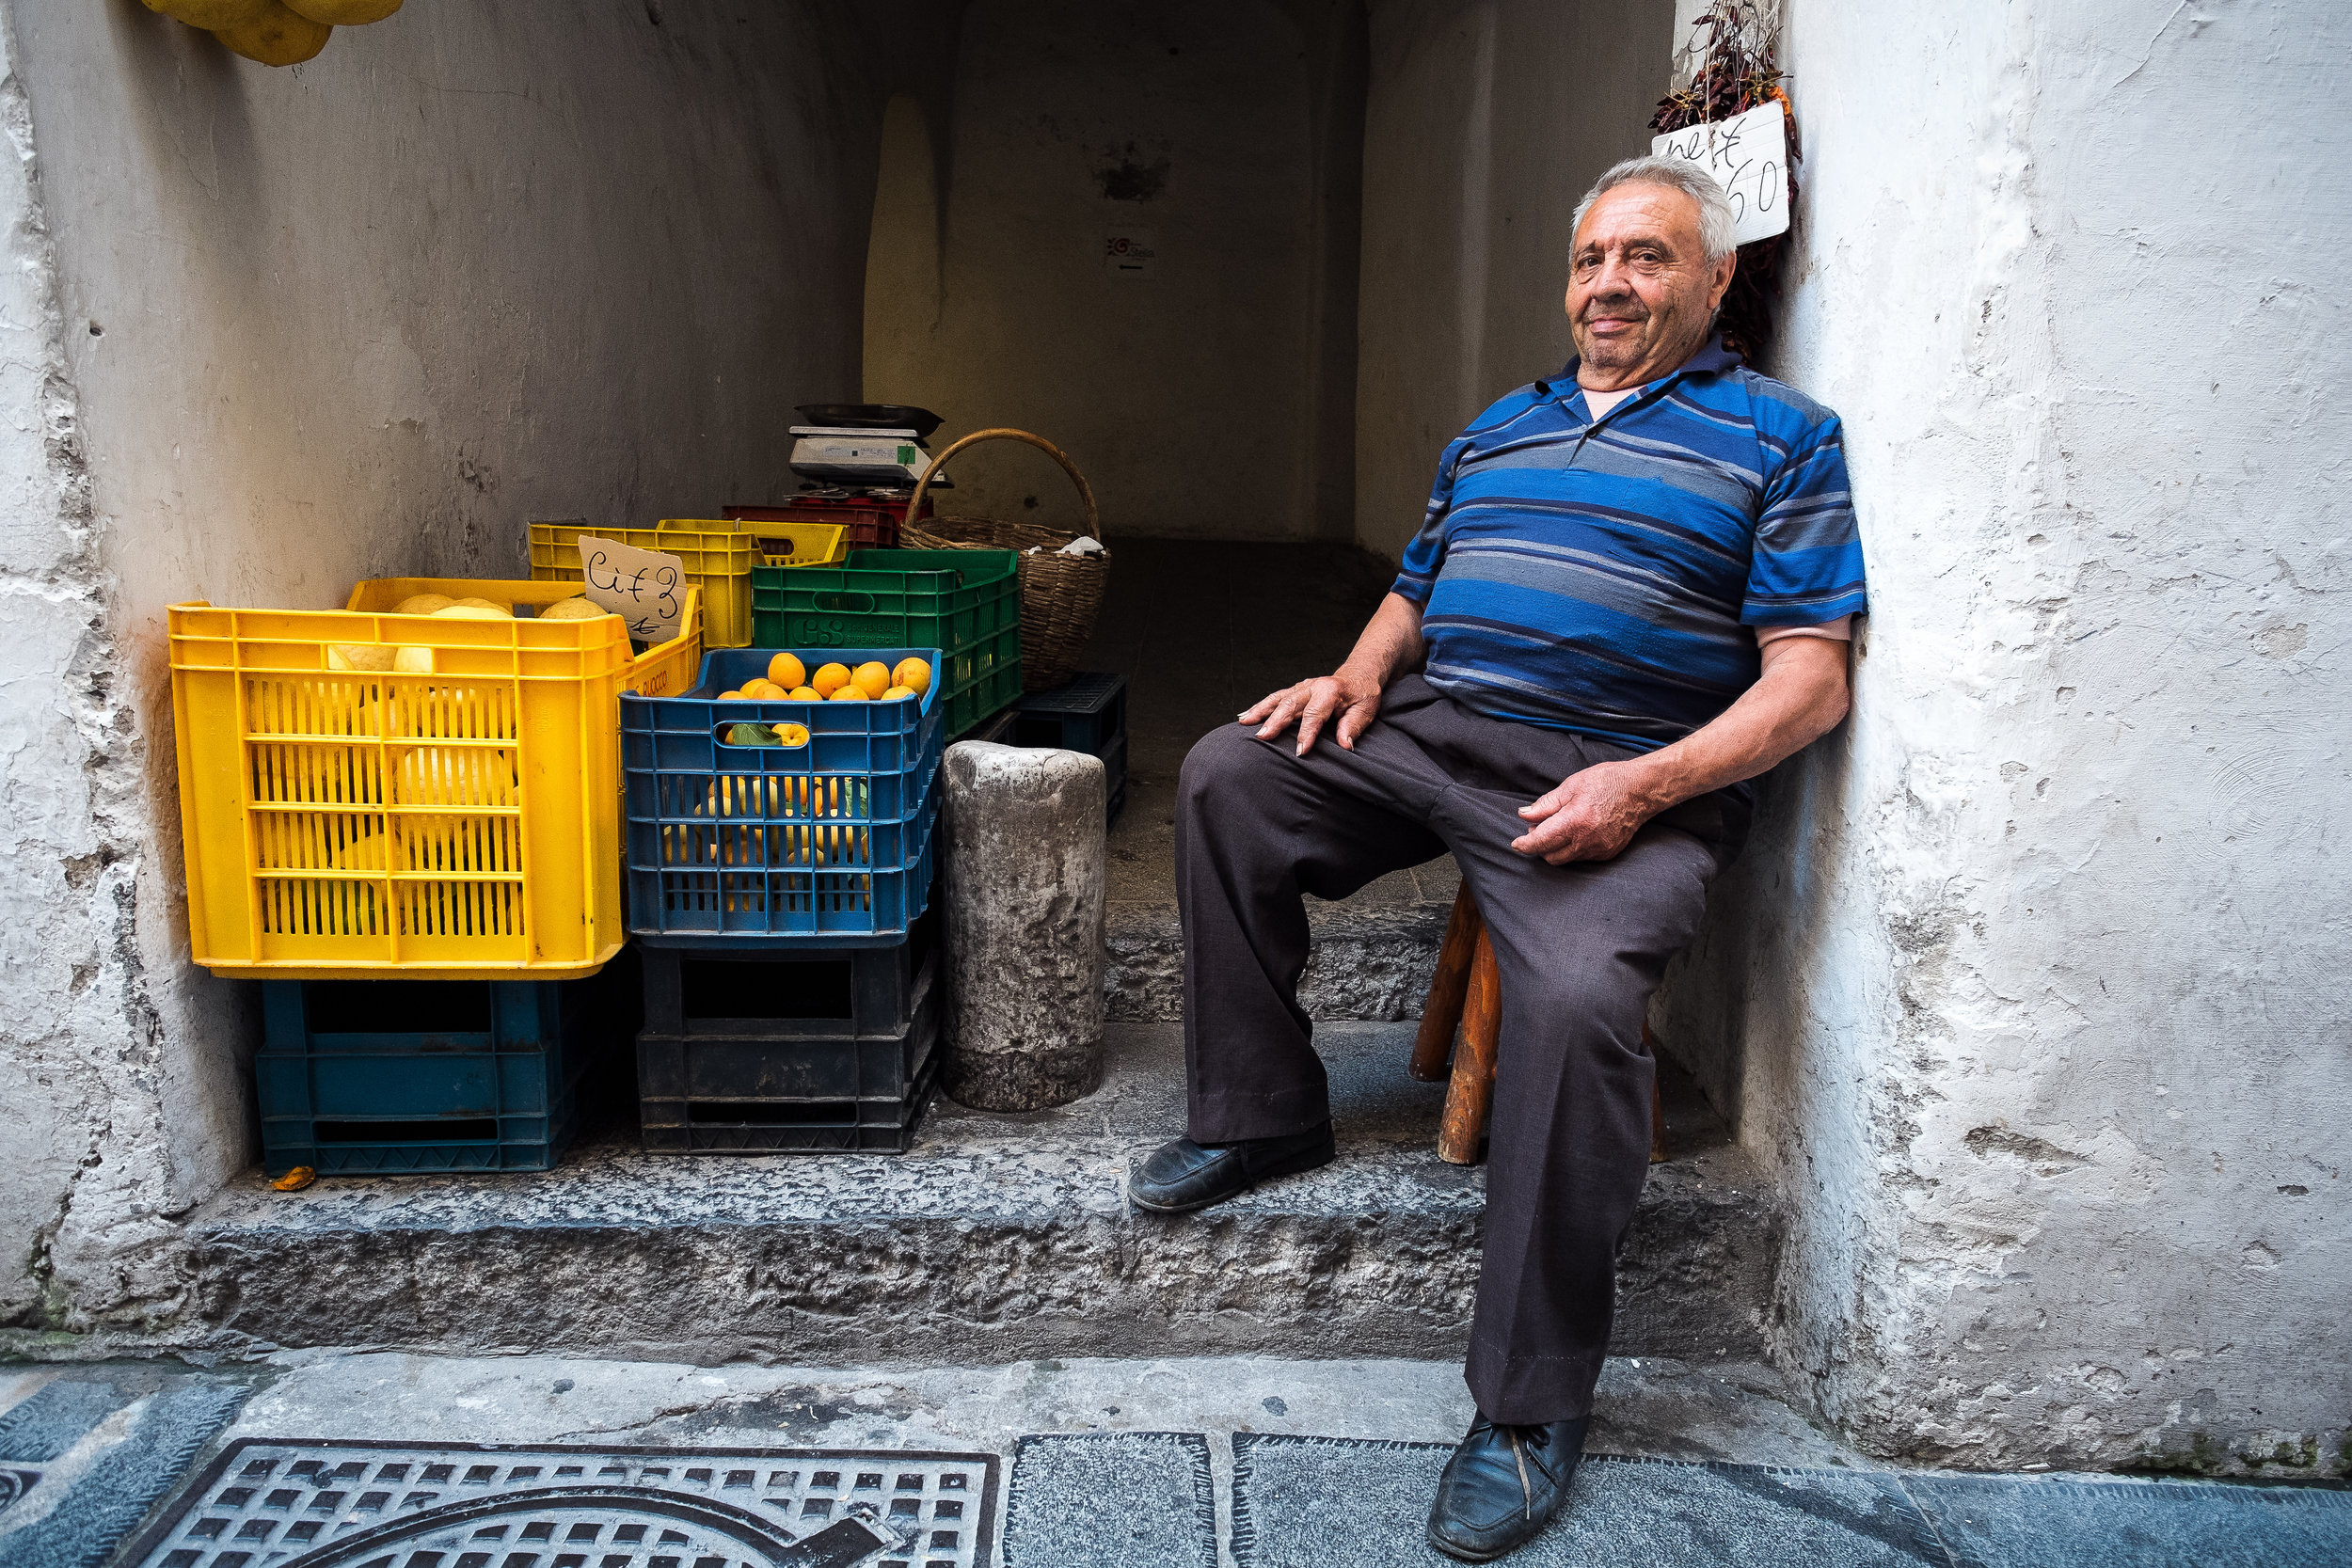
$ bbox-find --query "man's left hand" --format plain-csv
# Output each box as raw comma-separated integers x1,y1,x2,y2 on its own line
1511,760,1661,864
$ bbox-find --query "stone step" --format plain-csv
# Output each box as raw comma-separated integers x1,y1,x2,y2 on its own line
183,1022,1778,1367
1105,900,1453,1022
1103,756,1461,1023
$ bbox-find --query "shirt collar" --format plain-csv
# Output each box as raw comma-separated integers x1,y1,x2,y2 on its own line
1534,333,1742,402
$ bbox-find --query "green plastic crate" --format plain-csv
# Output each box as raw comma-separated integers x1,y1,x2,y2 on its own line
753,548,1023,737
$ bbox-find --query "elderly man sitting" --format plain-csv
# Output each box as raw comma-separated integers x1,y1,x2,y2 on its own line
1129,155,1867,1561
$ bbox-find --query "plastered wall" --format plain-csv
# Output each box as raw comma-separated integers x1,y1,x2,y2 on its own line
861,0,1365,543
1353,0,1675,561
0,0,907,1329
1655,0,2351,1473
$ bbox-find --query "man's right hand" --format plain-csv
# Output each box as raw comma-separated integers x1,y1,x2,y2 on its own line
1240,667,1385,755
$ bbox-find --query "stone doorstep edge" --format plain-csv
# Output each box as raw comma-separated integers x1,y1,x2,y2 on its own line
164,1163,1777,1365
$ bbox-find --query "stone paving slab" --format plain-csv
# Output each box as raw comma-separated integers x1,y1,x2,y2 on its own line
6,1352,2344,1567
1004,1433,1216,1568
1902,1471,2352,1567
0,1370,246,1568
1231,1437,1947,1568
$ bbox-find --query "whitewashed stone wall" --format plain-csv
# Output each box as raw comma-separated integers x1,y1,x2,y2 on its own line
0,0,922,1332
1658,0,2351,1475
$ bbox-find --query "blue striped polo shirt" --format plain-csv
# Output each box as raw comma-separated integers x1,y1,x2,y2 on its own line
1392,336,1867,754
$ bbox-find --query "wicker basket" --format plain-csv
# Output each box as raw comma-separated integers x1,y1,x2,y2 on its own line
899,427,1106,692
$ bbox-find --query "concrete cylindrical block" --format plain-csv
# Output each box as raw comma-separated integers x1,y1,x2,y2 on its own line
940,741,1107,1110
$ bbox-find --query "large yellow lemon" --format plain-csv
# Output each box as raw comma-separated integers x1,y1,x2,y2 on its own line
785,686,822,703
891,657,931,696
212,2,331,63
284,0,400,23
144,0,270,27
326,642,397,673
811,662,851,698
827,686,868,702
767,652,807,690
851,661,892,700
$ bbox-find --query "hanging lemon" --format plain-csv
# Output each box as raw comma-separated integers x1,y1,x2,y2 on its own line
284,0,401,22
211,1,330,64
144,0,269,26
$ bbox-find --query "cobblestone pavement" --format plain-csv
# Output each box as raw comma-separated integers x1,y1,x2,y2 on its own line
0,1352,2343,1567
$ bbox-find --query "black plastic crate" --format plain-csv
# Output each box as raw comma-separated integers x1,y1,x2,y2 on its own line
255,963,634,1176
1009,672,1127,824
640,907,935,1037
961,707,1018,745
637,945,940,1153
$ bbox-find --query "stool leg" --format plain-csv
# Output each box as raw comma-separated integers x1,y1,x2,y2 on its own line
1410,884,1483,1083
1437,925,1502,1164
1645,1021,1669,1164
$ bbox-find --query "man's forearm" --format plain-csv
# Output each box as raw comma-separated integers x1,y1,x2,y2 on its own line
1339,593,1426,688
1617,638,1851,814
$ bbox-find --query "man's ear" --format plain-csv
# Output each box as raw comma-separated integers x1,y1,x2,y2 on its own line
1708,248,1738,312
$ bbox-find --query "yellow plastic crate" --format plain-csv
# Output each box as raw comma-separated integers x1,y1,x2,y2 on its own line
343,577,706,698
168,590,663,981
527,520,846,648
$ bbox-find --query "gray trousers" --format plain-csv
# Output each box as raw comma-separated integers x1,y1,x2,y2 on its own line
1176,675,1749,1422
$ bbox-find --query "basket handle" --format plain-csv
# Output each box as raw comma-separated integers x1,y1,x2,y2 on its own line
907,427,1104,543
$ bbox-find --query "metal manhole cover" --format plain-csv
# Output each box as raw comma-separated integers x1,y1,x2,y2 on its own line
121,1441,997,1568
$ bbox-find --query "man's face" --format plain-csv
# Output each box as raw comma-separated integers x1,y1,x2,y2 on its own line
1565,183,1736,388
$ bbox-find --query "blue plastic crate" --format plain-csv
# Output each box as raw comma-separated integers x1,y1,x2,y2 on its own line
620,648,946,942
255,974,621,1176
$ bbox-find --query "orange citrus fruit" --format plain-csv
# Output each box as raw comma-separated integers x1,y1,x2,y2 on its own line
785,685,822,702
767,652,807,689
774,723,810,746
715,689,745,701
827,685,868,701
891,657,931,695
811,662,851,698
881,685,918,701
851,661,892,700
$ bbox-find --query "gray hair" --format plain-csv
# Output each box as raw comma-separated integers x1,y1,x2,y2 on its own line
1572,155,1737,262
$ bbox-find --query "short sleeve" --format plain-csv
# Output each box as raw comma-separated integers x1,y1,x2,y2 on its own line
1742,411,1868,627
1391,430,1473,607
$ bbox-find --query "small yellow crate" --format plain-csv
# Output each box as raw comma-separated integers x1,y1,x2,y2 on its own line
167,583,696,981
527,520,847,648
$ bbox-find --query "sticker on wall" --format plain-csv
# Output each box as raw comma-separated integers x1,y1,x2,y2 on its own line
1650,100,1789,246
1104,226,1159,277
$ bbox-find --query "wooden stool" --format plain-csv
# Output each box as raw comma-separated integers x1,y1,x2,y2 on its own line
1409,883,1670,1167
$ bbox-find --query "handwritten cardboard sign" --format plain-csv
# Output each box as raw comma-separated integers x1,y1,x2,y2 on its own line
1650,101,1790,246
576,535,686,643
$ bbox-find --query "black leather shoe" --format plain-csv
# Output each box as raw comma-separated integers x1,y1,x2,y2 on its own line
1125,1123,1335,1212
1425,1414,1590,1562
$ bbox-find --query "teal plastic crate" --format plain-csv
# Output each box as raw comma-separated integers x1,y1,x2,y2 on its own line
254,971,629,1176
751,548,1022,736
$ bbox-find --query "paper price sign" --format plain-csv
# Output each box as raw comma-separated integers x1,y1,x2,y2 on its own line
1650,101,1790,246
577,535,686,643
